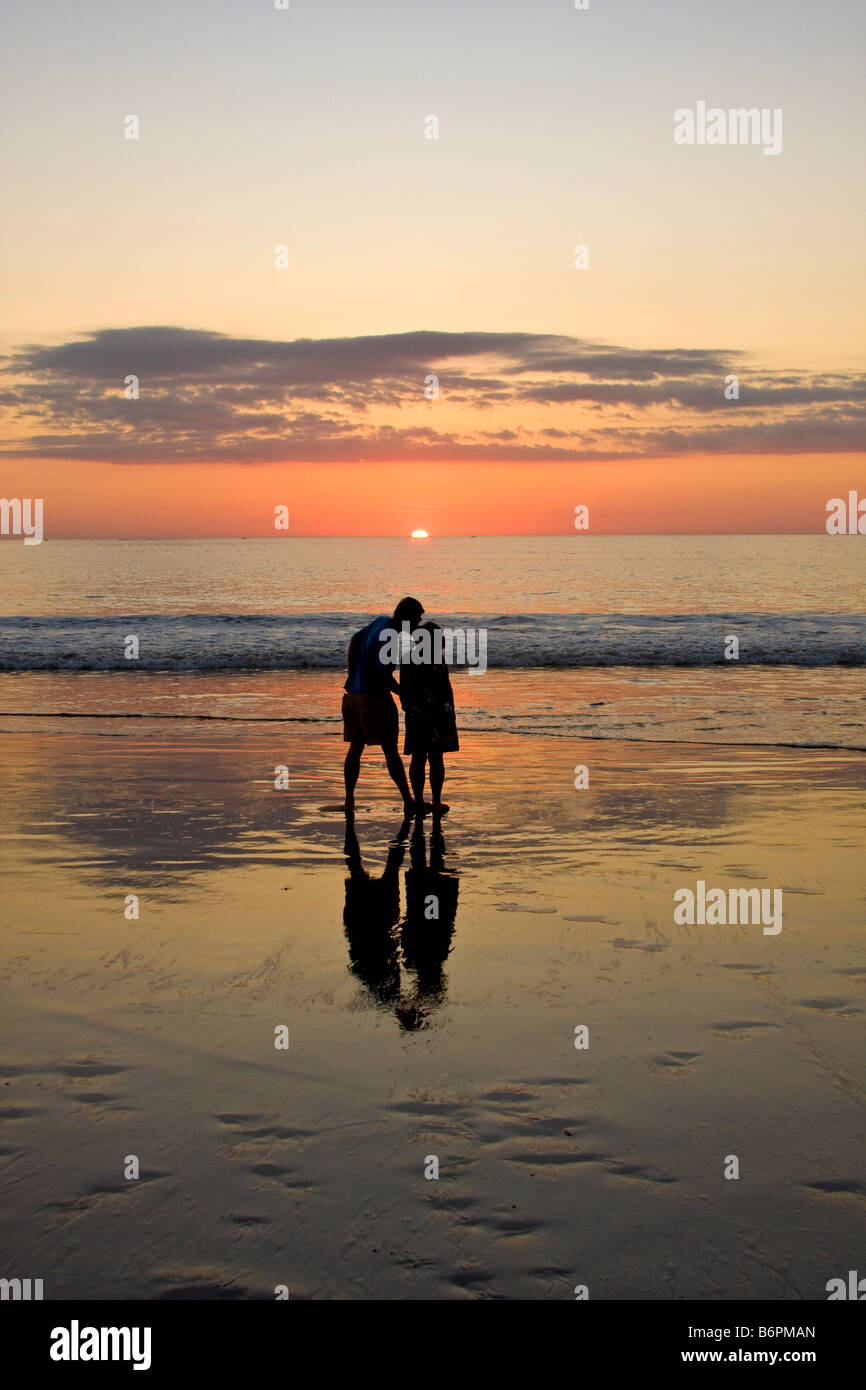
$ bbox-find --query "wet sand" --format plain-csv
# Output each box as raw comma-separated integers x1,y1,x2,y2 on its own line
2,664,865,748
0,720,864,1299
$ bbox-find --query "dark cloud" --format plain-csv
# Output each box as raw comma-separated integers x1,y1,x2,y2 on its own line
1,326,863,463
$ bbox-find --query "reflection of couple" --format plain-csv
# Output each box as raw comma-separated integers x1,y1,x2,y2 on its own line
343,814,459,1031
341,596,459,817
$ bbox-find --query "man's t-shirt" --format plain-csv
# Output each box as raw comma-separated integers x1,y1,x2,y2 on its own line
344,616,394,695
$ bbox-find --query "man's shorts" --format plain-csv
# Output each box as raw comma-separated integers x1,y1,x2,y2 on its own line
341,692,398,746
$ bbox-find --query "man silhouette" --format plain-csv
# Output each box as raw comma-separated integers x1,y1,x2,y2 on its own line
342,597,425,814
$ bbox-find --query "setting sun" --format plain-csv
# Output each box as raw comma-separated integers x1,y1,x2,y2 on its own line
410,529,429,539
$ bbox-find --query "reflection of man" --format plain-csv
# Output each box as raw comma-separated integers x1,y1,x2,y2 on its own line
341,597,425,814
341,818,459,1032
342,816,409,1008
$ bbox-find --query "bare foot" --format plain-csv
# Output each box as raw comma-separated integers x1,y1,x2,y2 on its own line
432,801,450,816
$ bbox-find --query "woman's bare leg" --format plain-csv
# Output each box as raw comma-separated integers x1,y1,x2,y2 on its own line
409,751,427,808
429,751,448,812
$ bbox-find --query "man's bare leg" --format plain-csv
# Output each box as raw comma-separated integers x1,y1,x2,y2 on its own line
344,739,364,811
383,740,416,813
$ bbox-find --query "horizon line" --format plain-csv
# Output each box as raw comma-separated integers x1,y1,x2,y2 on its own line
0,531,850,543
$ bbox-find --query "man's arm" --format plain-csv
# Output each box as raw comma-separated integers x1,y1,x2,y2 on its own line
373,624,402,695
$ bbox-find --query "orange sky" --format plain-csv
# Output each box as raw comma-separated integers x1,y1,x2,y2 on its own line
1,1,863,536
2,454,859,537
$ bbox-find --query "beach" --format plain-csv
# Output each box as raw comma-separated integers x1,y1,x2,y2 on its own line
1,712,864,1300
2,0,864,1335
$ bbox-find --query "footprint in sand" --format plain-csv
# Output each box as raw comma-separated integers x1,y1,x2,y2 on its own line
610,937,666,951
714,962,773,975
55,1059,132,1078
154,1269,253,1299
709,1020,775,1039
647,1051,701,1075
797,997,862,1018
496,903,556,913
48,1171,170,1217
214,1112,312,1140
804,1179,866,1200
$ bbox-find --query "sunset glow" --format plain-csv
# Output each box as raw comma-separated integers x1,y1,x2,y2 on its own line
0,1,863,537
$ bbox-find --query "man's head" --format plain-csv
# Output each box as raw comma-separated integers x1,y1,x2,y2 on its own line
392,596,424,630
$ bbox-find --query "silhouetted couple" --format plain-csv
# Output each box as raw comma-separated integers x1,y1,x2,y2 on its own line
341,596,459,818
343,813,459,1031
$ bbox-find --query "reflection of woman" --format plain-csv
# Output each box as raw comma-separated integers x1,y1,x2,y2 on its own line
400,820,458,1029
399,620,459,816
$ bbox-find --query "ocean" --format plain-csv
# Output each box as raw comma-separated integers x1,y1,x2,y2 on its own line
1,535,864,746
